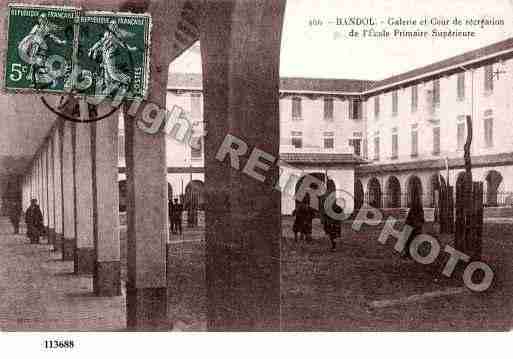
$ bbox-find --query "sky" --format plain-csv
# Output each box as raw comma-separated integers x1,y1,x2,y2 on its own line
170,0,513,81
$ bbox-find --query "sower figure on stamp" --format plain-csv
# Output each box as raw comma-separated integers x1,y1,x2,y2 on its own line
403,191,425,259
18,13,67,87
25,199,44,244
88,19,138,94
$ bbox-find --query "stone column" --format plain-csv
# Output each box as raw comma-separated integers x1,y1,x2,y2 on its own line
62,122,76,260
37,156,42,215
74,123,95,274
93,113,121,296
124,0,184,330
200,0,286,330
47,136,56,248
53,123,64,251
41,144,48,235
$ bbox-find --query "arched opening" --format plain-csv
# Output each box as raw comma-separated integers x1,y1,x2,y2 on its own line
354,179,364,211
168,183,173,202
367,177,382,209
485,170,503,207
429,174,441,208
185,179,205,211
407,175,423,207
385,176,401,208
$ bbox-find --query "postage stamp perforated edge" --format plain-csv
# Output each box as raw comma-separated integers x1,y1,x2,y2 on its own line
2,4,152,101
2,3,80,95
78,9,152,100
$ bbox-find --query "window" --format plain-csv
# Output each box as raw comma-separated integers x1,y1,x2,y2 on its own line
391,134,398,159
457,73,465,100
411,124,418,157
292,97,302,119
349,98,362,120
373,133,380,161
484,64,494,92
484,116,494,147
363,139,368,159
433,79,440,106
323,131,334,149
324,97,334,120
411,85,418,112
433,127,440,155
457,121,465,150
349,139,362,156
190,93,201,119
392,90,398,116
190,137,203,158
349,132,362,156
374,96,380,118
291,131,302,148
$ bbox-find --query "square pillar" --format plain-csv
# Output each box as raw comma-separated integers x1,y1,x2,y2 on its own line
74,123,95,274
200,0,285,330
47,137,56,248
93,113,121,296
53,124,64,252
37,157,42,212
41,145,48,235
62,122,76,261
123,0,185,331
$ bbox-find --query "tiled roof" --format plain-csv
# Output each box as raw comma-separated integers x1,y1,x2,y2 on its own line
168,37,513,94
369,37,513,92
167,73,370,94
279,77,371,93
280,153,367,165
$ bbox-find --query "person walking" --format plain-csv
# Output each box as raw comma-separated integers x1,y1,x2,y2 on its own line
403,192,425,258
25,199,44,244
292,202,306,241
322,204,342,251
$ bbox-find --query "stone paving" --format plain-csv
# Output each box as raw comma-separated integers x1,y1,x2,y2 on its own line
0,219,125,331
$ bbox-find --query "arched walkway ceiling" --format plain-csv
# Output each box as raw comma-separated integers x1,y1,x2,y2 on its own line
0,0,200,179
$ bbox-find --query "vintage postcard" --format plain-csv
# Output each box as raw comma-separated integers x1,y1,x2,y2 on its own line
0,0,512,357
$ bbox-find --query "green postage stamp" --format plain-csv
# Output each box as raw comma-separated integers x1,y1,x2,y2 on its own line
4,3,152,100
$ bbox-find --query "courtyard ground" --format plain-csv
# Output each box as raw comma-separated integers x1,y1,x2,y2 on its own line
1,215,512,331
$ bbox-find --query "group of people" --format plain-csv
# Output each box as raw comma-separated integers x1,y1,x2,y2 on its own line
6,198,45,244
9,193,426,257
292,201,342,251
168,198,184,234
292,194,425,255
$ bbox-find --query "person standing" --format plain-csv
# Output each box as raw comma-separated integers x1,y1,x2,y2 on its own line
7,199,22,234
302,203,315,242
322,203,342,251
403,192,425,258
172,198,183,235
168,198,175,233
25,199,44,244
292,202,306,241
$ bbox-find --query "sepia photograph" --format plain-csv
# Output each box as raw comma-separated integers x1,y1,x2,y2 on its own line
0,0,512,356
